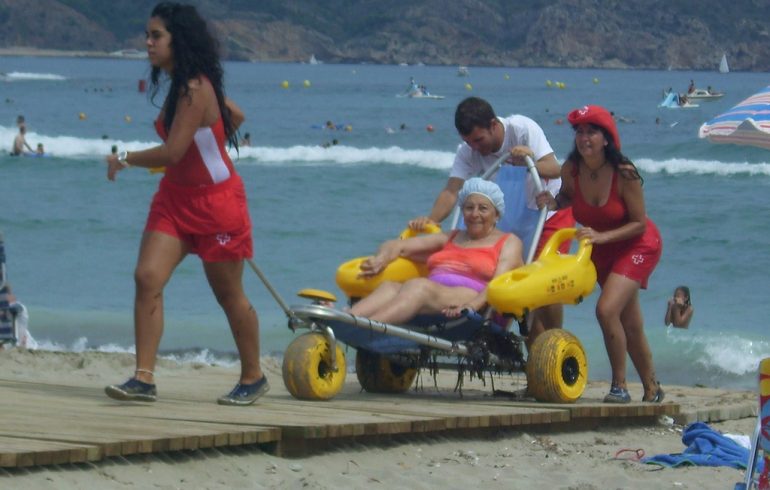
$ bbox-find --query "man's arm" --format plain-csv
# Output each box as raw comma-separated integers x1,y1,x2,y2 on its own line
409,177,464,230
534,152,561,179
429,177,464,222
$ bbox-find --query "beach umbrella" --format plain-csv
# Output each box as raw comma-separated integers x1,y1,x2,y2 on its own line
698,85,770,149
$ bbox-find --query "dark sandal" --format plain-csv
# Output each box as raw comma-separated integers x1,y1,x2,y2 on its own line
105,378,157,402
217,376,270,406
643,383,665,403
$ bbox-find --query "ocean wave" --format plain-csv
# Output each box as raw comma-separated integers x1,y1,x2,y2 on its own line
29,337,239,367
3,124,770,176
236,144,454,169
2,71,67,81
667,330,770,376
637,158,770,176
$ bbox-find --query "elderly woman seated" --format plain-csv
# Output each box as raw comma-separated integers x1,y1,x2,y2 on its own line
350,178,523,325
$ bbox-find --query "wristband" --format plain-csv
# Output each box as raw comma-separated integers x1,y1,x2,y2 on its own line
118,150,131,168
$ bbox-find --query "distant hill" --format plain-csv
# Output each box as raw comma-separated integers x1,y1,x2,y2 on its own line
1,0,769,71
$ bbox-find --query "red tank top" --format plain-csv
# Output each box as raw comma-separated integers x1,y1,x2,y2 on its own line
154,116,236,186
426,231,511,284
571,168,628,231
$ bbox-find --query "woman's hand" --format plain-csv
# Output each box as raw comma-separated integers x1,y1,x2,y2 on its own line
536,190,556,211
358,255,387,278
576,227,609,245
106,154,125,181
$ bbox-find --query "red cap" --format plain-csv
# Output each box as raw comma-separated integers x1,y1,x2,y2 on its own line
567,105,621,150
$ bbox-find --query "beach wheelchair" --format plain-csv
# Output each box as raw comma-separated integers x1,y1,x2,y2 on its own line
276,224,596,404
0,232,21,347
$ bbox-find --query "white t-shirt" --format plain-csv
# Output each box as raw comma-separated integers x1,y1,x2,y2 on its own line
450,115,561,212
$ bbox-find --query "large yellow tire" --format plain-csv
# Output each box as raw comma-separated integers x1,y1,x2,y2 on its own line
355,349,417,393
526,329,587,403
282,333,346,400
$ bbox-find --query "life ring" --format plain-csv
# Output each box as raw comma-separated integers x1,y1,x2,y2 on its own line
336,223,441,299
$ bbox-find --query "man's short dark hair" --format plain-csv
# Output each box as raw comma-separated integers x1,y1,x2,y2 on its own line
455,97,497,135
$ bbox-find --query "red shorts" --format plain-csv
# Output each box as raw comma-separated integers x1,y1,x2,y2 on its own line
592,219,662,289
145,175,253,262
535,207,575,256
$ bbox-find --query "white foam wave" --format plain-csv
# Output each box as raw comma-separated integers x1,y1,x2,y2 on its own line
0,125,154,159
637,158,770,176
29,336,238,367
236,144,454,169
3,124,770,175
3,71,66,81
669,331,770,376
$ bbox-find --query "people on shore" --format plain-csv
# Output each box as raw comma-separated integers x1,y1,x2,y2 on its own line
351,178,523,324
665,285,693,328
408,96,574,344
536,104,664,404
103,1,266,406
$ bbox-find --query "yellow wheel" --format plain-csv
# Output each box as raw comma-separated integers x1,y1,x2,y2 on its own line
282,333,346,400
526,329,587,403
355,349,417,393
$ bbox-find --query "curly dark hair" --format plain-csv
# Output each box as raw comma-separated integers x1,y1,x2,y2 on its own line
567,124,643,184
148,2,238,150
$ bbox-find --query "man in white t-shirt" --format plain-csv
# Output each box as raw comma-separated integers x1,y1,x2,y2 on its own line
409,97,574,341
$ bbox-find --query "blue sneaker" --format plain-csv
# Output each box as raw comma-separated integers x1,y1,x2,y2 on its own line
643,383,665,403
217,376,270,406
603,385,631,404
105,378,157,402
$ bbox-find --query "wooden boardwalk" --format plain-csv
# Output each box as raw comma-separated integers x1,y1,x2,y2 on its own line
0,366,679,469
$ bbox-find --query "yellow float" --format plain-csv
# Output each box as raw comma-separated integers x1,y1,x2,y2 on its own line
335,223,441,299
487,228,596,319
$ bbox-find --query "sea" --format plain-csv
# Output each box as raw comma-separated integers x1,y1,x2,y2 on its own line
1,56,769,391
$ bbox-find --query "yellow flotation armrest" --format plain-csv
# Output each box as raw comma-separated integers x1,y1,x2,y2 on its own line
487,227,597,319
336,223,441,299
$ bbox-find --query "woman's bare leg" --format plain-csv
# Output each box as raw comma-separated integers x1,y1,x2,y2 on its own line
133,231,188,383
203,260,262,384
349,281,402,317
594,273,639,390
621,293,658,399
366,278,477,325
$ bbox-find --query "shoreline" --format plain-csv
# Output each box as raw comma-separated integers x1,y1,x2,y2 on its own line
0,47,143,60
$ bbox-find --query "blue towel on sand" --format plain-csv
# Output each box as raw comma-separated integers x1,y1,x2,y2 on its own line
643,422,764,472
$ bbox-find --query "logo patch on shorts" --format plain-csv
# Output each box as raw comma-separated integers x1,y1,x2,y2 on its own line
631,254,644,265
216,233,232,246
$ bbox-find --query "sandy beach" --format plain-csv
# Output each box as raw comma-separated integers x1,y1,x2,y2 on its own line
0,349,759,489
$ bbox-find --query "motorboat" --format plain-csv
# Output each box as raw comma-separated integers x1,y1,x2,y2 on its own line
687,88,724,100
396,78,444,99
457,66,469,77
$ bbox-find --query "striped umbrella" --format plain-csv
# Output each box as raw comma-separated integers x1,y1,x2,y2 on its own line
698,86,770,149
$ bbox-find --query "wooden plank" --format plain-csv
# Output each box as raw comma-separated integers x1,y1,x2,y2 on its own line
0,436,100,468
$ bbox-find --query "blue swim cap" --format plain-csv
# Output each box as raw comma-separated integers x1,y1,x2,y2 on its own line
458,177,505,217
